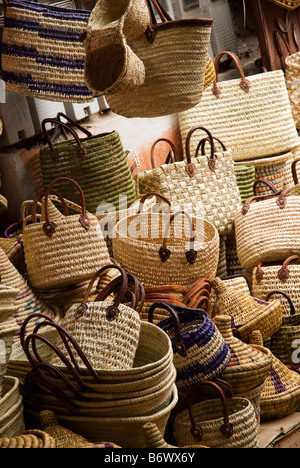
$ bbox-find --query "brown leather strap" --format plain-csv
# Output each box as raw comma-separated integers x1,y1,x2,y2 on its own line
292,158,300,185
185,126,217,174
30,190,70,224
42,118,88,163
242,187,291,215
136,192,171,214
150,138,177,169
77,265,128,321
56,112,93,138
213,51,251,97
95,273,145,313
195,136,227,159
253,178,279,196
187,381,234,442
42,177,90,236
159,211,197,265
278,255,300,282
266,290,296,316
274,30,292,70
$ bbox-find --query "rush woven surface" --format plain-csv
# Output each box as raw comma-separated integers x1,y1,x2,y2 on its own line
0,194,8,215
233,165,256,203
0,430,56,448
285,51,300,129
179,69,299,162
2,0,95,102
0,376,25,438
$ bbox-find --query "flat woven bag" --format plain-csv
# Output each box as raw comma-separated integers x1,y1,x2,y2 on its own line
136,127,242,236
22,177,111,290
234,187,300,271
112,193,220,288
50,265,141,371
211,277,283,344
148,303,231,393
173,381,259,449
213,315,273,394
39,115,137,216
88,0,214,118
178,51,299,162
249,330,300,421
252,255,300,316
1,0,96,102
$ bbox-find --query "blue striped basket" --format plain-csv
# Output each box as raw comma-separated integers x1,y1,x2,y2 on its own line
1,0,96,102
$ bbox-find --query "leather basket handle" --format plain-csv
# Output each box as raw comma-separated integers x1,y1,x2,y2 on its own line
137,192,171,214
56,112,93,138
213,51,251,97
187,381,234,442
278,255,300,282
292,158,300,185
159,211,197,265
185,126,217,175
253,178,279,196
242,187,291,215
150,138,178,169
195,136,227,159
266,290,296,316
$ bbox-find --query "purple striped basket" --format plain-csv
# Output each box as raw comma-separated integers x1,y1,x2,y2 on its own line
2,0,96,102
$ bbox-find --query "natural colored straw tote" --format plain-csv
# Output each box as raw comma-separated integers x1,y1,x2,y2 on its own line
213,315,273,394
249,330,300,421
173,381,259,449
179,51,299,162
87,0,213,118
211,277,283,343
234,187,300,271
143,422,208,449
148,303,231,392
112,194,219,288
50,265,141,371
2,0,96,102
0,376,25,438
136,127,242,236
39,115,137,216
22,177,111,290
252,256,300,317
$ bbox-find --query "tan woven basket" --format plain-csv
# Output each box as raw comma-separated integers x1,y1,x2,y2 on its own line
0,195,8,215
235,188,300,270
173,381,259,449
0,430,56,449
252,256,300,317
0,322,19,397
90,0,213,118
112,194,219,288
179,51,299,162
0,376,25,438
22,177,111,290
143,422,208,449
211,277,283,343
136,127,242,236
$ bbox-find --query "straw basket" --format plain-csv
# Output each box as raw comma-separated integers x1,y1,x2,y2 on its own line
0,195,8,215
285,49,300,129
235,188,300,270
0,430,56,448
0,320,20,396
2,0,96,102
211,277,283,343
142,422,208,449
252,256,300,316
0,237,25,276
214,315,273,394
234,165,256,203
39,115,137,216
148,303,230,392
112,199,219,288
0,376,25,438
91,0,214,118
179,51,299,162
173,381,259,449
22,177,111,290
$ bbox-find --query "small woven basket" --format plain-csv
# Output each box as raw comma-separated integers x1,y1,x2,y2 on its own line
0,430,56,448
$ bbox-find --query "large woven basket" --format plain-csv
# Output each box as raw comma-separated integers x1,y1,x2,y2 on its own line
173,381,259,449
1,0,96,102
89,0,213,118
0,376,25,438
0,430,56,448
214,315,273,394
235,188,300,270
179,51,299,162
252,256,300,317
112,199,219,288
0,321,20,397
39,115,137,216
211,277,283,343
22,177,111,290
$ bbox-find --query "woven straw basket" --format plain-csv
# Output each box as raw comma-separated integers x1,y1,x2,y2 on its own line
0,194,8,215
252,256,300,317
0,430,56,449
93,0,213,118
173,381,259,449
112,195,219,288
179,51,299,162
284,47,300,129
136,127,242,236
50,265,141,371
235,188,300,270
143,422,208,449
0,376,25,438
22,177,111,290
1,0,96,102
250,330,300,421
39,115,137,216
211,277,283,343
148,303,231,392
0,320,20,396
209,275,251,317
234,165,256,203
214,315,273,394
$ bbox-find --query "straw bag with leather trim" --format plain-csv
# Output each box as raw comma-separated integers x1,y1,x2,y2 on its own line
136,126,241,236
22,177,111,290
85,0,214,118
179,51,299,162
